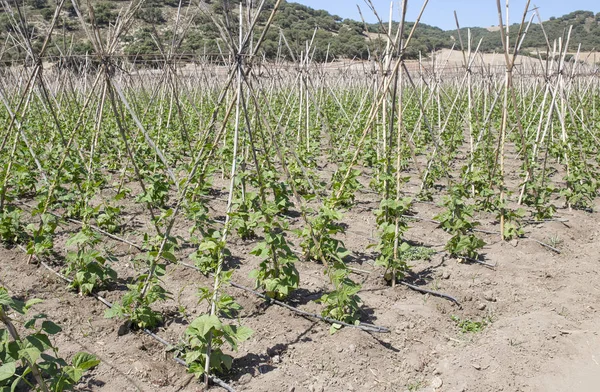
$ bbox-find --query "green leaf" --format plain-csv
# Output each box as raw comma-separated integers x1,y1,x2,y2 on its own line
24,299,43,310
220,353,233,370
0,290,12,306
233,325,253,342
63,366,84,383
66,231,91,247
18,347,42,364
41,320,62,335
71,352,101,371
26,333,52,351
188,315,222,337
198,241,217,252
155,263,167,277
329,323,342,334
248,269,259,280
161,251,177,263
0,362,16,381
185,350,202,364
188,362,206,377
0,291,24,314
104,306,122,319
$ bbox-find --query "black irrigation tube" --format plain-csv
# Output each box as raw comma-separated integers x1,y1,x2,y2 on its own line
177,261,390,334
17,202,391,332
403,213,564,256
17,202,460,319
14,245,237,392
456,256,498,269
75,217,391,333
523,218,569,224
398,281,462,308
289,250,462,308
19,198,529,321
527,238,561,254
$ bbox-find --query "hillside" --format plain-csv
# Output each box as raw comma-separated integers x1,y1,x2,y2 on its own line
0,0,598,64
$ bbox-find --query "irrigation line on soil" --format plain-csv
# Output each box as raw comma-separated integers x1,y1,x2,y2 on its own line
340,267,462,308
14,245,237,392
528,238,561,254
523,218,569,224
230,279,390,333
176,261,390,334
403,213,562,257
456,256,497,269
16,202,460,320
16,202,391,333
398,281,462,308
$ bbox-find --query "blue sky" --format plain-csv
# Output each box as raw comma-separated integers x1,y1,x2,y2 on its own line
292,0,599,30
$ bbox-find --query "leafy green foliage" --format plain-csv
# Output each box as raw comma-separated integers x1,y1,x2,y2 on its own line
463,165,498,212
190,229,230,275
135,172,170,209
64,229,117,295
249,222,299,300
370,198,412,283
450,315,490,333
287,155,322,199
522,183,557,220
317,268,362,334
263,170,294,214
497,207,525,241
229,192,262,240
105,275,170,330
26,214,59,258
96,204,122,234
183,274,252,378
183,315,252,378
330,164,361,208
298,206,349,264
0,288,100,391
561,169,599,211
0,206,25,245
435,186,485,260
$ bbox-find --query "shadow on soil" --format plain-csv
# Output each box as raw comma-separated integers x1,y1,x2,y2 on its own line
230,321,318,380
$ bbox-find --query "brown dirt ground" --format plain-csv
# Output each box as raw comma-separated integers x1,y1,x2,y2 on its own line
1,150,599,392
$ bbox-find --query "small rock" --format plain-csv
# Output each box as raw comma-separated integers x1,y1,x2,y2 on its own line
472,363,481,370
483,291,495,302
238,374,252,385
509,239,518,247
272,355,281,364
442,271,451,280
348,344,356,352
288,388,295,392
431,377,443,389
477,303,487,311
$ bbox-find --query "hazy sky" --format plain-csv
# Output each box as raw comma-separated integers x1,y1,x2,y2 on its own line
292,0,599,30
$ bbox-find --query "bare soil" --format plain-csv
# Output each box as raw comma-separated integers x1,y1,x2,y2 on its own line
1,157,599,392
